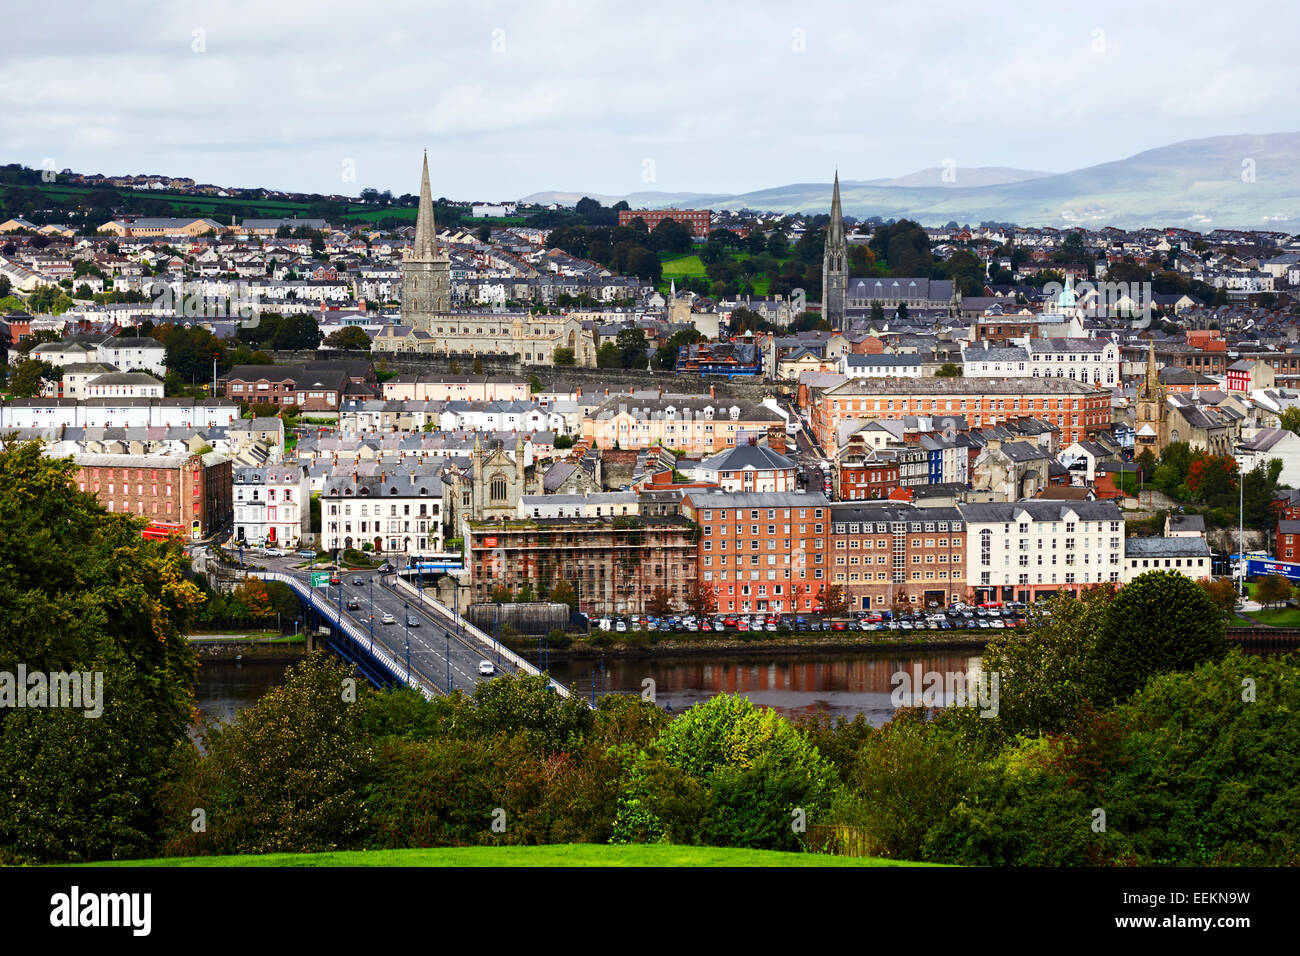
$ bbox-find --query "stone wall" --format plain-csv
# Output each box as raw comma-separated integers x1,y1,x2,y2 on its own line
273,350,773,403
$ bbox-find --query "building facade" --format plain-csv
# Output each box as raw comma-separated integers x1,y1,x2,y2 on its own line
829,503,967,610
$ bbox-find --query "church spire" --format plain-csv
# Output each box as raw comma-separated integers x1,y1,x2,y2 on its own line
827,170,844,245
412,150,438,261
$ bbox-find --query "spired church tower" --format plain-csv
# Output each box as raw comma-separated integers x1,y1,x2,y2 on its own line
1133,340,1168,455
401,151,451,330
821,171,848,331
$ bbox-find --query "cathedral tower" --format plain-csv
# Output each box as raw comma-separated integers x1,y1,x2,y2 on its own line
400,151,451,330
821,171,848,331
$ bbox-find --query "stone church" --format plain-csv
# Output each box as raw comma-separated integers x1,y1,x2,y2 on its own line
1133,341,1169,455
821,171,848,330
395,154,598,365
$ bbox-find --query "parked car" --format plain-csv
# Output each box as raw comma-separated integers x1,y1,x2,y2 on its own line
615,620,628,633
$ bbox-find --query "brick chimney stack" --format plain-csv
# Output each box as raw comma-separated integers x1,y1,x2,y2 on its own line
767,426,786,455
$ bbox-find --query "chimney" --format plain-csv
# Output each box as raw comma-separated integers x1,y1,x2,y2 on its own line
381,470,386,484
605,387,609,397
576,386,582,397
352,471,357,484
709,385,715,399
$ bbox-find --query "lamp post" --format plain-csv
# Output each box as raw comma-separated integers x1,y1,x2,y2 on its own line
1239,465,1246,597
445,626,452,693
403,600,410,684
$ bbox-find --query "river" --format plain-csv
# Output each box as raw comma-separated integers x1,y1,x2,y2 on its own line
194,649,987,728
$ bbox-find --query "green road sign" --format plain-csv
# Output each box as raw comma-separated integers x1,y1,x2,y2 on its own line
311,572,330,587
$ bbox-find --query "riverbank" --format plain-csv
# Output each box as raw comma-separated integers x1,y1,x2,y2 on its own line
516,631,991,662
189,633,308,662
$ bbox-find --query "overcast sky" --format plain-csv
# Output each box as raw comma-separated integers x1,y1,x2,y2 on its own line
3,0,1297,202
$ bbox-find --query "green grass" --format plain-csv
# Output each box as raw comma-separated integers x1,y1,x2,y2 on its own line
660,254,707,279
82,844,930,868
1244,607,1300,627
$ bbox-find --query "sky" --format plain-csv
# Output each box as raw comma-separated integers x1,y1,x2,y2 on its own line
2,0,1298,203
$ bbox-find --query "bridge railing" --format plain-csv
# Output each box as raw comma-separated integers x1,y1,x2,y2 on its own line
390,575,574,700
255,571,435,700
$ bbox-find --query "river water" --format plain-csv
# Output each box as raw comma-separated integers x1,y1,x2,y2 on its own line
194,649,986,728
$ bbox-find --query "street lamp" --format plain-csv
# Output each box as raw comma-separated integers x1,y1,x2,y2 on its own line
445,626,452,693
403,600,410,684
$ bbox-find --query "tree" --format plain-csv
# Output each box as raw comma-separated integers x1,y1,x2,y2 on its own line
596,342,621,368
647,587,675,618
1090,570,1229,705
448,359,462,374
656,328,703,370
7,358,56,398
934,362,962,377
554,434,575,449
158,653,370,857
270,315,322,351
981,586,1113,736
646,693,839,851
0,442,202,862
1278,407,1300,435
820,584,849,616
684,580,717,618
549,581,577,612
615,328,648,370
1199,577,1238,614
528,374,542,393
0,275,10,297
870,301,885,324
1255,573,1292,609
553,348,575,366
472,357,483,375
323,326,371,351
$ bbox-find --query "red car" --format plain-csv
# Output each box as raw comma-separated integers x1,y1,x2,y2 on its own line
831,621,847,631
329,575,341,585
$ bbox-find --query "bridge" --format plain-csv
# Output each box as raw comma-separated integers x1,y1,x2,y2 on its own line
253,569,576,701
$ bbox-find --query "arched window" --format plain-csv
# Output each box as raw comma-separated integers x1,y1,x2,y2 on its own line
490,476,508,503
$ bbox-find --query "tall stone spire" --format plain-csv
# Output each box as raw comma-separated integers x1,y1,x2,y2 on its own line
821,170,848,331
411,150,438,261
400,150,451,329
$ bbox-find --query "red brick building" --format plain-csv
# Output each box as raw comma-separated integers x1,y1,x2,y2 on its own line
829,503,967,611
682,490,830,615
71,451,233,539
618,209,712,239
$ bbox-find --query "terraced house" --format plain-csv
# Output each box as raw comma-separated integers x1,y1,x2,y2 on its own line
583,393,785,455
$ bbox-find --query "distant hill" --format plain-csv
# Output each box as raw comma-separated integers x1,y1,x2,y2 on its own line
532,133,1300,231
518,189,718,208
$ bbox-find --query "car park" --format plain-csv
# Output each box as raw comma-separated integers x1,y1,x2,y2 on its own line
615,620,627,632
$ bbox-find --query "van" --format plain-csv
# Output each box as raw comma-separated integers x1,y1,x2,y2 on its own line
597,618,612,631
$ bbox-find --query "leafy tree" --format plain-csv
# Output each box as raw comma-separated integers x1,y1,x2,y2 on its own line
819,583,848,616
553,348,575,366
1255,573,1292,609
0,442,202,862
656,328,703,370
934,362,962,377
1198,577,1238,614
553,434,575,449
683,579,717,618
615,327,648,370
981,586,1113,736
549,581,577,612
323,326,371,351
7,357,56,398
596,342,621,368
528,374,542,393
644,693,839,851
159,653,371,856
1278,407,1300,435
1089,570,1228,705
271,315,322,351
647,587,675,618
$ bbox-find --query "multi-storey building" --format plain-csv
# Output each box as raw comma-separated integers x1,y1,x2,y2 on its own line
961,499,1125,604
381,375,529,402
68,451,232,539
320,470,445,556
812,378,1108,455
962,338,1120,387
233,465,310,548
466,515,697,616
829,503,967,611
681,491,830,615
694,443,799,493
584,393,785,455
617,208,712,238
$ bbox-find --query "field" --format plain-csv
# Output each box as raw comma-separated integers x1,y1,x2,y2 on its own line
83,844,930,868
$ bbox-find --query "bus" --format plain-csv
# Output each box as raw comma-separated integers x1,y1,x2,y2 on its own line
141,520,185,542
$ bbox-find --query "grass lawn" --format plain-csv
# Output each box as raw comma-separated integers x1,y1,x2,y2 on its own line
1244,606,1300,627
83,844,932,868
660,254,706,280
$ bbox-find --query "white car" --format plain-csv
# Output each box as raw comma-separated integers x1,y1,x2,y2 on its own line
478,660,496,676
381,613,396,625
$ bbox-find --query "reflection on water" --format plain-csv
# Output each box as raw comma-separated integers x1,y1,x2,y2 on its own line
545,652,986,725
193,659,295,735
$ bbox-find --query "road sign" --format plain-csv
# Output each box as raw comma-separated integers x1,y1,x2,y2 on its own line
311,572,330,587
